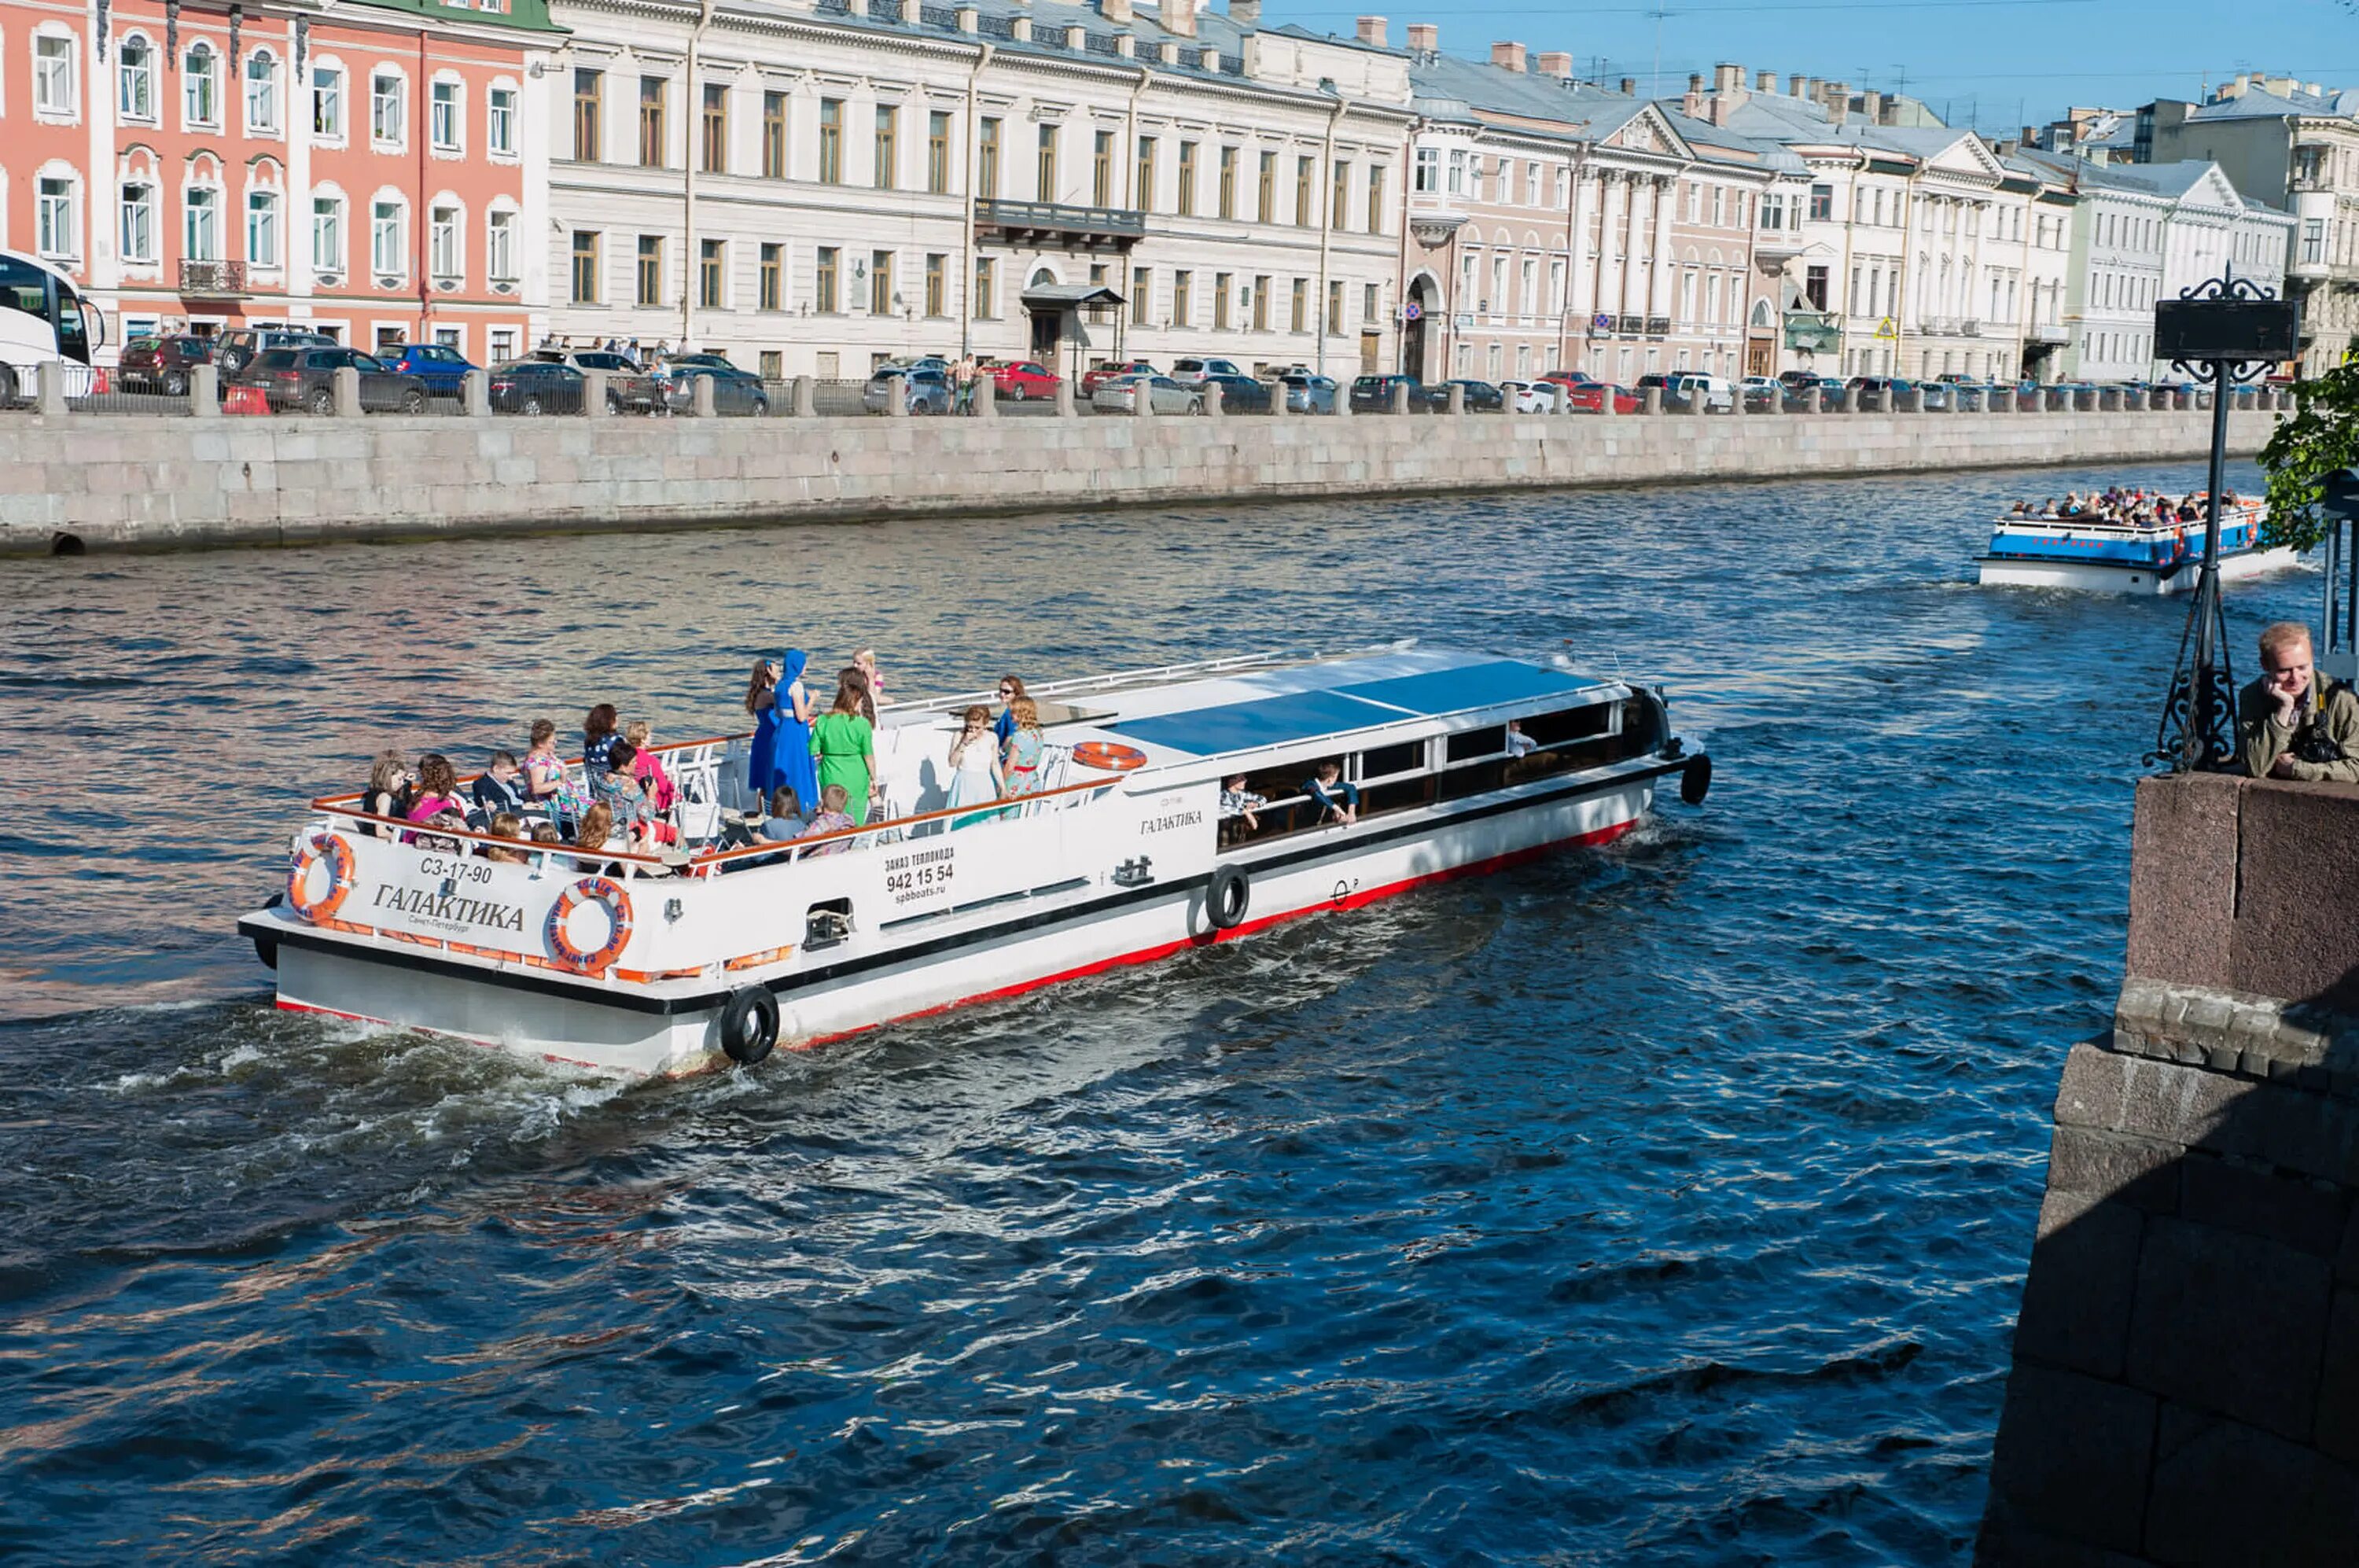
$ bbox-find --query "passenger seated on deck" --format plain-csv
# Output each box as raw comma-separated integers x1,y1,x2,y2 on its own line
1219,775,1264,830
483,813,531,864
2237,621,2359,783
602,743,677,846
762,786,808,841
2008,501,2028,517
523,720,572,822
1302,760,1360,826
572,801,633,873
403,753,469,849
1504,719,1540,758
363,751,415,838
582,704,621,779
471,750,527,828
623,720,678,813
796,784,858,855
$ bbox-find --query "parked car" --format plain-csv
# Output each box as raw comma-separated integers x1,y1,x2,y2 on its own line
1785,377,1846,411
242,346,429,414
1499,379,1564,413
1739,374,1782,411
1539,369,1602,392
862,364,953,414
1090,374,1197,414
1777,368,1825,389
1427,378,1506,413
1560,380,1641,414
1633,373,1693,411
1167,356,1245,386
1277,372,1338,414
986,360,1062,400
1664,371,1735,411
1349,374,1433,413
1081,359,1157,397
664,352,738,371
488,359,587,415
662,363,771,414
116,333,212,396
1918,380,1985,411
532,348,661,411
214,327,334,380
1845,375,1917,411
380,342,479,399
1197,372,1272,413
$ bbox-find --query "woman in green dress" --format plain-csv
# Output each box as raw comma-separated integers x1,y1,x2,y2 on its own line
809,667,877,826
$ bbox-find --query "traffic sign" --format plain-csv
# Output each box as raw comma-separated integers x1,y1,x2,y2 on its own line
1401,300,1422,322
1874,317,1897,340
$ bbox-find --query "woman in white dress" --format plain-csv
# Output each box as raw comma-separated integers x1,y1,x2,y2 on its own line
946,705,1005,829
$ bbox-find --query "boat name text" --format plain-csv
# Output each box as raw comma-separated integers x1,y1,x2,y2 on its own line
371,882,528,933
1140,810,1204,837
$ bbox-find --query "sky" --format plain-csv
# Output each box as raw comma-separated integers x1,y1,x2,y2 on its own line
1249,0,2352,134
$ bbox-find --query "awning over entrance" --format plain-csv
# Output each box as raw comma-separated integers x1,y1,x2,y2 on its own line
1020,283,1126,309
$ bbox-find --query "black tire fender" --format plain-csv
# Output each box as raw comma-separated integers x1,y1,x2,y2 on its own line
253,891,283,970
718,986,780,1066
1207,863,1251,931
1681,753,1713,807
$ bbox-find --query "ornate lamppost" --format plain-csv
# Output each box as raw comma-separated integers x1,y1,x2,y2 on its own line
2147,271,2300,771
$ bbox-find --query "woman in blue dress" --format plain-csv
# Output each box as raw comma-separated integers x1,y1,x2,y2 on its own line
745,658,785,807
774,649,820,813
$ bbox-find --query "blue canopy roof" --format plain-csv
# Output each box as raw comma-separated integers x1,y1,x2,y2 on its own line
1112,659,1602,758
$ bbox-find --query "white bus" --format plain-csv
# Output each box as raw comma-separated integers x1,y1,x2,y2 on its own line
0,249,100,403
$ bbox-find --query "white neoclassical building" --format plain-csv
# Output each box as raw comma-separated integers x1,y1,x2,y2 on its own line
541,0,1415,380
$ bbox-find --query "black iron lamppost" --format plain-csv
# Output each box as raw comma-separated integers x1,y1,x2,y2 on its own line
2147,271,2300,771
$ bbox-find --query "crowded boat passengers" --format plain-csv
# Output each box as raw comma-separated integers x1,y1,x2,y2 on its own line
2003,486,2243,528
349,653,1090,877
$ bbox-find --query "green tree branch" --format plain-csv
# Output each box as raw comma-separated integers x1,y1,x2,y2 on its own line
2262,364,2359,551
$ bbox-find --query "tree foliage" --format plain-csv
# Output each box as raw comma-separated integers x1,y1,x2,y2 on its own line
2261,362,2359,551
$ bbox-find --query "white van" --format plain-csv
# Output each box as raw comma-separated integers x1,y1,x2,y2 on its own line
1665,371,1735,412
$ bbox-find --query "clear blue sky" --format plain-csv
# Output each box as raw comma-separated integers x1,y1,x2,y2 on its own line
1252,0,2351,134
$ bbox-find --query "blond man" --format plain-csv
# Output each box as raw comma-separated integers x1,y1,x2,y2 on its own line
2238,621,2359,782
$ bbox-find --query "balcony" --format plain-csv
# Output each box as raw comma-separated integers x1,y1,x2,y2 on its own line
973,198,1144,252
2028,322,2069,344
1616,313,1644,336
1754,226,1805,262
1644,316,1671,338
178,259,248,297
1407,208,1470,248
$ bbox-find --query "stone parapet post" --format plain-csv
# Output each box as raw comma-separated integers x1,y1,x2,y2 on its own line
1641,388,1662,416
190,365,219,418
1265,380,1285,417
1447,383,1466,415
975,381,998,419
793,376,816,417
1390,381,1410,415
1055,378,1076,418
36,363,67,417
1842,385,1861,414
1132,381,1155,418
462,369,490,418
1203,381,1224,418
584,370,611,418
692,375,718,418
333,366,362,418
886,376,908,417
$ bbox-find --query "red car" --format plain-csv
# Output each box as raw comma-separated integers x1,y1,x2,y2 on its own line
986,360,1062,400
1080,359,1157,397
1559,381,1641,414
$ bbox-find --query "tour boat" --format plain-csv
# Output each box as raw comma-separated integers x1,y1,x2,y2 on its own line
1974,499,2298,594
238,646,1713,1079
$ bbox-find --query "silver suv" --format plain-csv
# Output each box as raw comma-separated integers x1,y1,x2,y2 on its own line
213,327,335,379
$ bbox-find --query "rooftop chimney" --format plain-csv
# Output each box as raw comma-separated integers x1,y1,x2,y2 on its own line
1102,0,1131,24
1713,62,1743,93
1619,75,1636,95
1757,69,1775,92
1684,72,1705,114
1405,21,1437,53
1163,0,1196,36
1536,50,1573,79
1229,0,1260,24
1790,74,1807,97
1355,14,1386,46
1862,87,1883,123
1491,41,1527,72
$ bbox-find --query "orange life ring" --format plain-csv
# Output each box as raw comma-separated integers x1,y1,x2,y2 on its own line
286,830,358,922
547,877,634,974
1070,740,1148,772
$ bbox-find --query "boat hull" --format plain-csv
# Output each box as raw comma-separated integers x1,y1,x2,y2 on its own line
1975,546,2300,596
261,768,1661,1079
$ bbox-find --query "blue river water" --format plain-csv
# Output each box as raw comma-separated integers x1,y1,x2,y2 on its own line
0,460,2309,1565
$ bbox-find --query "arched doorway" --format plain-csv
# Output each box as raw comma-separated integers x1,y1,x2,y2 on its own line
1403,274,1441,378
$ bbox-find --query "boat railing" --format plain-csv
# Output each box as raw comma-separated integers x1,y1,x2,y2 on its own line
881,644,1411,718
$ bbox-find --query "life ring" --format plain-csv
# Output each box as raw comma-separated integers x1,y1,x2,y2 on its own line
717,986,780,1066
1070,740,1148,772
547,877,634,974
287,830,357,922
1207,863,1251,930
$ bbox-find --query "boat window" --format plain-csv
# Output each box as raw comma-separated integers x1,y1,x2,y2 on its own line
1437,759,1507,801
1360,773,1436,818
1445,725,1505,763
1358,739,1426,780
805,896,853,951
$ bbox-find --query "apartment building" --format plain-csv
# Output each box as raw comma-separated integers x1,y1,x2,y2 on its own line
543,0,1414,381
0,0,556,360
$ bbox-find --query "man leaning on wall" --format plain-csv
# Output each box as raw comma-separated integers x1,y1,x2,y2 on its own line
2238,621,2359,782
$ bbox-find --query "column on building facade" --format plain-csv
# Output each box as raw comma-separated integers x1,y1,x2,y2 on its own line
1650,175,1675,327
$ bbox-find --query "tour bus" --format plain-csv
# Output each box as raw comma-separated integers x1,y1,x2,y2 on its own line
0,248,101,403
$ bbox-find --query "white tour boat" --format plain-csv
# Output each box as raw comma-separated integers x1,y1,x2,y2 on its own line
1974,497,2298,595
239,646,1713,1078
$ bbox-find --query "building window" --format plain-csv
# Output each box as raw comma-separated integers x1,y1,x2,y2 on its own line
1804,263,1827,311
431,79,459,150
427,204,458,278
1038,123,1058,201
1172,268,1191,326
924,252,945,315
570,230,600,303
1414,146,1438,193
489,87,516,155
1178,141,1198,216
760,243,782,309
312,197,342,272
819,98,842,183
759,351,782,380
185,186,220,261
36,177,76,259
702,83,727,173
1214,270,1231,329
573,69,602,160
1132,135,1156,212
701,238,724,307
1132,265,1150,325
639,75,666,167
865,248,889,315
120,36,154,120
1294,156,1313,226
370,70,402,145
1094,131,1114,206
637,235,664,304
370,200,403,277
1218,146,1238,218
764,93,788,178
120,182,156,262
928,111,950,193
35,34,76,115
1364,282,1378,323
977,116,1000,199
488,209,515,282
815,245,839,312
1291,277,1307,332
2304,219,2325,264
188,45,222,126
1257,152,1275,223
245,52,280,134
1252,274,1269,331
873,105,896,189
1327,279,1343,334
1367,165,1386,232
1446,149,1466,195
246,190,281,268
972,255,993,318
1331,160,1349,230
1808,182,1832,223
1761,191,1784,231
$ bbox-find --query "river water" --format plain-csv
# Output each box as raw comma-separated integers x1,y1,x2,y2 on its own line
0,461,2307,1565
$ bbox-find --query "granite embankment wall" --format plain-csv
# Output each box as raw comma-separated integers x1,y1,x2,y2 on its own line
1979,774,2359,1567
2,405,2279,555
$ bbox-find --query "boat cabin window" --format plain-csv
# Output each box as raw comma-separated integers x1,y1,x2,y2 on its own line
806,896,854,951
1359,739,1426,780
1446,726,1505,763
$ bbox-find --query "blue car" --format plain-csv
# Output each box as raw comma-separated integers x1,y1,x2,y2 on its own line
381,342,479,399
